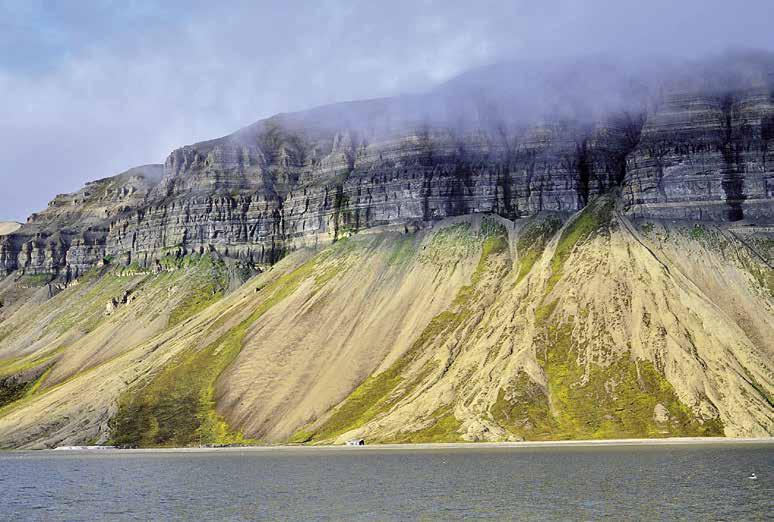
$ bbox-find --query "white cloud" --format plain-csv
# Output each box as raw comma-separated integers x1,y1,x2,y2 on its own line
1,0,772,220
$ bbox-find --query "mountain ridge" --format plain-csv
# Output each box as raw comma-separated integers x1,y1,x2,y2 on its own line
2,51,774,279
0,52,772,448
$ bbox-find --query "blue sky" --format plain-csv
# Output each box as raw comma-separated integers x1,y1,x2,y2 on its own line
1,0,773,221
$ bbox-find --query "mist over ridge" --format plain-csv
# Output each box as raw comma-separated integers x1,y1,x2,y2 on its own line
174,49,773,152
3,0,774,220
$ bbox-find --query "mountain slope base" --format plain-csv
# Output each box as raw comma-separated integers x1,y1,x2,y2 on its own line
0,201,771,448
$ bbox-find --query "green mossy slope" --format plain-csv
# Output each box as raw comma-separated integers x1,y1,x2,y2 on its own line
297,219,509,443
109,246,353,447
515,216,563,285
536,318,723,439
0,255,232,419
2,207,767,448
526,199,724,439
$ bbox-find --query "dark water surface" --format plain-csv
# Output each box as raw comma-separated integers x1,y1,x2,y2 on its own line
1,444,772,521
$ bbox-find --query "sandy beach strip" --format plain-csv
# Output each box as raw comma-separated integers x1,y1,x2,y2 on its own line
37,437,774,453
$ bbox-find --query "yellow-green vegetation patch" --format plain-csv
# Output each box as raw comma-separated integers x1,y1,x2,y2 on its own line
0,347,62,380
514,216,563,285
18,273,54,287
491,373,557,440
312,239,356,288
292,327,443,443
108,325,253,447
23,365,53,398
527,205,725,439
43,254,229,335
678,226,772,296
733,241,774,297
0,376,35,409
167,284,224,327
0,361,53,409
386,233,418,267
114,261,144,275
639,222,655,235
689,224,706,240
296,219,509,443
471,225,509,286
296,235,370,290
684,224,731,252
166,257,229,327
740,258,774,297
46,271,133,334
385,406,463,443
747,237,773,265
109,246,356,447
535,309,723,439
0,255,234,417
546,198,614,294
418,222,478,266
290,361,405,443
684,226,774,297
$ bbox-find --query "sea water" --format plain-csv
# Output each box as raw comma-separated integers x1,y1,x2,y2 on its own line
1,444,771,520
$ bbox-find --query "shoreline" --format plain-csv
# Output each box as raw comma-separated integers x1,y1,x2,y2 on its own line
22,436,774,453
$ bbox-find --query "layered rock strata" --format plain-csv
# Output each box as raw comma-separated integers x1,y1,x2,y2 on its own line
2,54,773,277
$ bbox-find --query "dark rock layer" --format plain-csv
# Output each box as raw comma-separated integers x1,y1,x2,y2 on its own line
3,55,773,277
624,88,774,221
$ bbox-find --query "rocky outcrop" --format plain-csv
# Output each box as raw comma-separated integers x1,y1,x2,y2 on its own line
103,116,639,268
623,86,774,221
1,53,773,277
0,165,161,277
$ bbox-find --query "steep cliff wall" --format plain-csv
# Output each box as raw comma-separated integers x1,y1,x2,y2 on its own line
0,165,161,278
102,115,638,269
1,54,772,278
624,87,774,221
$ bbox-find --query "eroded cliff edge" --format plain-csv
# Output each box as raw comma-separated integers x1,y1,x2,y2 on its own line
2,53,772,280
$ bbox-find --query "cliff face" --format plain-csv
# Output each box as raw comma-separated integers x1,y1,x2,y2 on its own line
103,116,636,269
1,54,773,278
624,87,774,221
0,165,161,278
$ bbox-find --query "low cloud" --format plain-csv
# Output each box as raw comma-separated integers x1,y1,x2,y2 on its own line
1,0,773,220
